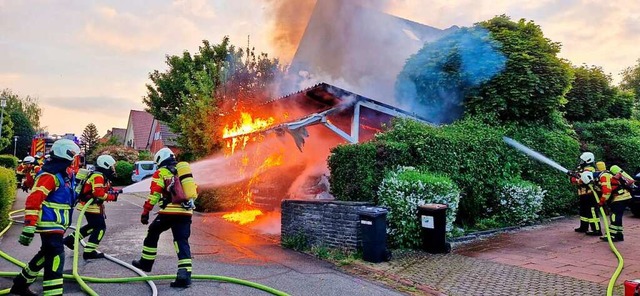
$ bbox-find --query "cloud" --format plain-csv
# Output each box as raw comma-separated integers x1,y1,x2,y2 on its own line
172,0,216,19
42,96,142,114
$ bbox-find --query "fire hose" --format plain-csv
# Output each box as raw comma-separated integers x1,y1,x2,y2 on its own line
0,199,290,296
504,137,624,296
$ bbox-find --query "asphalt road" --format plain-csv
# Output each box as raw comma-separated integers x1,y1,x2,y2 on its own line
0,190,402,296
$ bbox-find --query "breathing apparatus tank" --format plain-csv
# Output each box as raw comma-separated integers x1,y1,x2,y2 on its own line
75,168,92,196
176,161,197,200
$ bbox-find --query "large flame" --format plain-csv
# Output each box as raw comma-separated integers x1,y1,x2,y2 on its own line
222,112,284,225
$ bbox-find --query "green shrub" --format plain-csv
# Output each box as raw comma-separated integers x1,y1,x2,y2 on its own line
194,185,245,212
378,167,461,249
493,179,545,225
281,232,309,251
0,167,17,229
113,161,134,186
0,155,18,169
138,150,153,161
574,119,640,174
505,124,581,215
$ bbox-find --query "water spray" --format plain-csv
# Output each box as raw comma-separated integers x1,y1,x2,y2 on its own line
503,136,623,296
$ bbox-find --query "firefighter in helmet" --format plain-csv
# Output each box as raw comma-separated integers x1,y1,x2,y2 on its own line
132,147,195,288
63,155,119,259
10,139,81,296
569,152,601,236
21,156,39,192
595,165,632,242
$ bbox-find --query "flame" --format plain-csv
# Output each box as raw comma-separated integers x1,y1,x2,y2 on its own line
222,209,264,225
223,112,275,154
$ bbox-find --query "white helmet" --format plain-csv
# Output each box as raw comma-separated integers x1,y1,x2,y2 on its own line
154,147,174,165
579,152,595,165
580,171,594,184
23,156,35,164
51,139,81,161
96,155,116,170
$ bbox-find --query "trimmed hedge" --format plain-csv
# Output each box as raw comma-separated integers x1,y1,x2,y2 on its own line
0,155,18,169
574,119,640,174
0,167,17,229
113,161,134,186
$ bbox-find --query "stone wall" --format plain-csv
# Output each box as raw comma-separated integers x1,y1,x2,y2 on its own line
281,199,379,251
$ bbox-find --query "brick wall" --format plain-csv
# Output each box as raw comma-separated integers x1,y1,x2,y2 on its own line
281,199,380,251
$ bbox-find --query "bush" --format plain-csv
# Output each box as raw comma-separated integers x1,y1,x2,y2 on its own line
113,161,134,186
0,167,17,229
492,179,545,225
0,155,18,169
90,145,139,163
138,150,153,161
505,124,580,215
574,119,640,174
378,167,461,249
194,185,245,212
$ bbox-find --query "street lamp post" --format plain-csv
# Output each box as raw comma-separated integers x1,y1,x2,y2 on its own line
0,98,6,138
13,136,18,156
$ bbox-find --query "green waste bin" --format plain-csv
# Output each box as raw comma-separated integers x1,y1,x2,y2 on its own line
418,204,451,254
359,208,390,263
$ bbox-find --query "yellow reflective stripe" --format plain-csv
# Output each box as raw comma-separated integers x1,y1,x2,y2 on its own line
42,201,71,210
43,288,63,296
24,210,39,216
174,241,179,253
43,278,63,286
142,254,156,260
178,259,192,264
98,230,104,241
36,256,46,266
52,255,61,272
143,246,157,253
33,186,51,195
148,193,161,205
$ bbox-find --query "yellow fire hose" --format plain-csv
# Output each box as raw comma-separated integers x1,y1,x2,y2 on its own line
590,185,624,296
0,201,290,296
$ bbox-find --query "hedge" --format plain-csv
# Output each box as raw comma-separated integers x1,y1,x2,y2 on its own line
0,155,18,169
0,167,17,229
574,119,640,174
113,161,134,186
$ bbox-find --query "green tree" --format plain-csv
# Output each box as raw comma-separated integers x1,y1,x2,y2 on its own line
563,65,616,122
81,123,100,157
397,15,572,126
609,88,634,120
143,36,283,157
0,89,42,130
0,109,14,151
620,58,640,101
0,111,34,158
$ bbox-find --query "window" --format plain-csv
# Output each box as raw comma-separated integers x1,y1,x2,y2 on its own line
140,163,155,170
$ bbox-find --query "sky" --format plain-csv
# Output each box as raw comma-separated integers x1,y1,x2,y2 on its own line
0,0,638,136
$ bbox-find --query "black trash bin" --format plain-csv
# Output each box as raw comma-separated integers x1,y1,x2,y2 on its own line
418,204,451,254
359,207,389,263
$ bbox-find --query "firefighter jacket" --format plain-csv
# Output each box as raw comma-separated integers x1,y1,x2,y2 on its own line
599,171,632,203
75,172,116,214
22,165,41,189
142,167,193,216
570,165,596,196
24,172,76,234
16,164,25,176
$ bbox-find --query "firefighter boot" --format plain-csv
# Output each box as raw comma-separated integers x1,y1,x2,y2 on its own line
170,269,192,288
132,259,154,272
83,251,106,260
600,234,624,242
585,230,602,236
9,284,37,296
63,235,75,250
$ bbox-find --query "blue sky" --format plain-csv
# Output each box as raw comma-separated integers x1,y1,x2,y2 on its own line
0,0,638,136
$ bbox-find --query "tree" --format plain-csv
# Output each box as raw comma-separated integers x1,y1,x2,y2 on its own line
0,109,14,151
143,36,283,157
0,89,42,130
621,58,640,102
563,65,616,122
81,123,100,157
396,15,573,126
0,110,34,157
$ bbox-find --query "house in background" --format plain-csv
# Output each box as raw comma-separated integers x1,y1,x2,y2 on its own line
124,110,154,151
146,119,180,155
101,127,126,145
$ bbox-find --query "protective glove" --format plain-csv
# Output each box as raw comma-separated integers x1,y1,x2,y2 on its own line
141,211,150,225
18,226,36,246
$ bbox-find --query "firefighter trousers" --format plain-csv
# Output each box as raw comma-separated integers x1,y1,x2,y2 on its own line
607,200,630,238
65,212,106,254
13,233,65,295
140,214,192,272
578,194,600,232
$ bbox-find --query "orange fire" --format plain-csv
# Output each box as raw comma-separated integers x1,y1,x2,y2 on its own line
222,112,284,225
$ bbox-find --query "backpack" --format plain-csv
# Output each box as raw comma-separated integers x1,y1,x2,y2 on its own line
166,174,188,204
610,165,637,191
74,168,94,202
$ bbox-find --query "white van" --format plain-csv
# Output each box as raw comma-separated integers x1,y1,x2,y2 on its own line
131,160,157,182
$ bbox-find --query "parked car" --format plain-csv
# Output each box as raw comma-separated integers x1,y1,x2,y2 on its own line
131,160,157,183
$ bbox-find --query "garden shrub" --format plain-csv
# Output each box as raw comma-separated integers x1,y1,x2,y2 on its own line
90,145,139,163
378,167,461,249
113,161,134,186
574,119,640,174
504,124,581,215
194,185,245,212
0,155,18,169
492,179,545,225
0,167,17,229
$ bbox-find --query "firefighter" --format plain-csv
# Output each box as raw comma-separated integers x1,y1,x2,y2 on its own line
10,139,81,296
63,155,119,259
15,160,25,187
569,152,601,236
21,156,38,192
132,147,195,288
597,165,632,242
